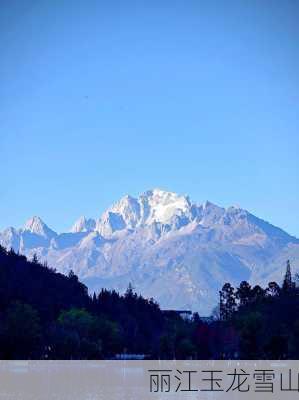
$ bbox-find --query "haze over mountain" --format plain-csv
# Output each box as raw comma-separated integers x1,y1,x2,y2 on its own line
1,189,298,315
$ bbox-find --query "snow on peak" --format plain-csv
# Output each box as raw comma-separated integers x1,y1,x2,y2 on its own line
22,216,56,237
140,188,192,225
23,216,46,233
108,195,141,228
95,188,195,236
70,216,96,233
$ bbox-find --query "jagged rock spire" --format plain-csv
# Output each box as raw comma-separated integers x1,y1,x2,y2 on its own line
283,259,294,291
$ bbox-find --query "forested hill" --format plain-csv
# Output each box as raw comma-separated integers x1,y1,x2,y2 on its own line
0,245,165,359
1,245,299,360
0,247,89,321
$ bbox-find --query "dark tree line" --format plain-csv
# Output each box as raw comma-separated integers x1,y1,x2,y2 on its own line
0,245,298,359
0,246,179,359
217,260,299,359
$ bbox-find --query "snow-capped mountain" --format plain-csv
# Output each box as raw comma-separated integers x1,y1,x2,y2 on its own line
1,189,298,315
70,216,96,233
23,216,57,238
95,190,196,236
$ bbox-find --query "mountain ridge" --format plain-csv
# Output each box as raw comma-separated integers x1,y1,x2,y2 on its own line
1,189,298,315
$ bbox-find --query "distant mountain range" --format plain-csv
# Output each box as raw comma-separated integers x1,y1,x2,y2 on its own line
1,189,298,315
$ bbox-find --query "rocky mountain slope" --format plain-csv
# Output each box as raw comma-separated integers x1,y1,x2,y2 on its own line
1,189,298,315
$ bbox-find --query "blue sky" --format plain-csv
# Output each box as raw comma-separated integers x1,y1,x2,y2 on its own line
0,0,298,236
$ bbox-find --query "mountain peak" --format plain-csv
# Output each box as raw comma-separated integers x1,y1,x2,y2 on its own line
202,200,219,210
141,188,191,225
143,188,186,200
23,216,46,231
95,189,193,235
70,216,96,233
22,216,56,237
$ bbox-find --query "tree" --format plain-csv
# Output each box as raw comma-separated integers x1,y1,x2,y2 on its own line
68,269,78,282
56,308,122,358
192,312,201,324
32,253,39,264
125,282,135,298
236,281,252,307
265,282,280,297
282,260,295,292
159,334,175,359
251,285,265,303
58,308,94,338
92,292,97,304
220,283,236,321
289,320,299,358
2,302,41,359
176,338,196,359
237,311,264,359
